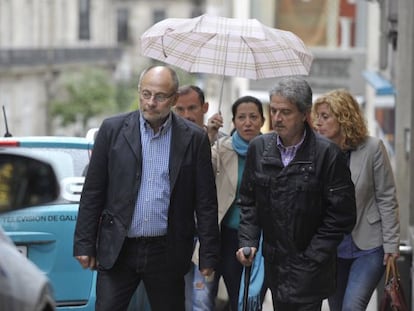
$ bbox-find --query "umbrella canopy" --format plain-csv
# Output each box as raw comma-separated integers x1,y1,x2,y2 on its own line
141,14,313,80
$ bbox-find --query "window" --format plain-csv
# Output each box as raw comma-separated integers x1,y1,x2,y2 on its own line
79,0,90,40
276,0,329,47
150,9,166,64
275,0,356,48
117,8,129,43
153,9,165,24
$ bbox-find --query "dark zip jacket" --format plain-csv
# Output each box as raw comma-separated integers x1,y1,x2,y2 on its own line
238,125,356,303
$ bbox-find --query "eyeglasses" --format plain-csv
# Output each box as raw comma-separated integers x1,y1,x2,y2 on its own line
140,90,176,103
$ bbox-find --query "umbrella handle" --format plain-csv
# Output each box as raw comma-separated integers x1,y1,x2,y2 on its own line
242,247,251,258
243,265,252,311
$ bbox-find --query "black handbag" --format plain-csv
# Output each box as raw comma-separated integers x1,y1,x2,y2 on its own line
379,257,409,311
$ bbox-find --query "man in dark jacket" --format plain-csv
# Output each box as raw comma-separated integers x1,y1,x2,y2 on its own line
236,77,356,311
73,66,220,311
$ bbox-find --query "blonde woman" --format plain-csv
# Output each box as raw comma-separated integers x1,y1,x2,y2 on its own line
313,89,400,311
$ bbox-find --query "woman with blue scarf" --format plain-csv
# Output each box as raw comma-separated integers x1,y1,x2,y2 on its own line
211,95,266,311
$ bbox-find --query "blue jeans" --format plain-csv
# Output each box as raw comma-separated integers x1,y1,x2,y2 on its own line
328,247,385,311
185,262,219,311
185,226,242,311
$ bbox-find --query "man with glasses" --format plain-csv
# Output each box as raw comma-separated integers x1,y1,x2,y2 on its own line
74,65,220,311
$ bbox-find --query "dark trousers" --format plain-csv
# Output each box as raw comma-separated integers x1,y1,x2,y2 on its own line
95,237,185,311
272,299,322,311
216,225,243,311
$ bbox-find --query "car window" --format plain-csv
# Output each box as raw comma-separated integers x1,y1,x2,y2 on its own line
15,148,89,203
17,148,88,177
30,150,75,179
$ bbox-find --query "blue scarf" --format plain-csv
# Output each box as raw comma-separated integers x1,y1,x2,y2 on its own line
238,234,265,311
232,131,249,156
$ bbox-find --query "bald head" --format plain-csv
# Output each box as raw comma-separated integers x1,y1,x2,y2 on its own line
139,66,179,92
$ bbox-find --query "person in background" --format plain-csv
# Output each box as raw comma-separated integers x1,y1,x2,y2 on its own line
211,95,266,311
175,84,225,144
312,89,400,311
236,77,356,311
174,84,223,311
73,65,220,311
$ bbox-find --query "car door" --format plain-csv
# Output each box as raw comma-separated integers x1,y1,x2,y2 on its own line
0,138,96,310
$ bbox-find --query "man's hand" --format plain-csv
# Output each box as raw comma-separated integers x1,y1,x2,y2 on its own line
236,247,257,267
200,267,214,277
200,268,215,282
76,255,97,270
207,113,224,143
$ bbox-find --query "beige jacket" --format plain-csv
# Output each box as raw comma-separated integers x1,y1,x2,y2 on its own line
350,136,400,253
211,135,239,225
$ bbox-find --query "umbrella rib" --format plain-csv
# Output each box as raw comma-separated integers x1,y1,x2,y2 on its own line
161,35,167,58
188,33,218,71
161,27,177,58
218,33,230,112
241,36,261,79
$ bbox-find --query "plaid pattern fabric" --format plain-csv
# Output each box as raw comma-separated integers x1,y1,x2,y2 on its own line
141,14,313,80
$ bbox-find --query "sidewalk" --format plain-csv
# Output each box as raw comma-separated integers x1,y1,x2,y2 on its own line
261,290,378,310
216,278,379,310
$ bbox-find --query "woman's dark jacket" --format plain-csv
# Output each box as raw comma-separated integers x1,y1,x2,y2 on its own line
238,126,356,303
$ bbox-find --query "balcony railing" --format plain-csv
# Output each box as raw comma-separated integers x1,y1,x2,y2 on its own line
0,47,122,69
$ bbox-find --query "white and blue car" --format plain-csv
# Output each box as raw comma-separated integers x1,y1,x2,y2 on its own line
0,136,150,311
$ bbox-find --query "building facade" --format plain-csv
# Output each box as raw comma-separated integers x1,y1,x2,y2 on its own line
0,0,121,136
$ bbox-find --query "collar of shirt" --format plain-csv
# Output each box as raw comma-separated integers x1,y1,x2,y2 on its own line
276,129,306,166
139,112,172,136
276,128,306,152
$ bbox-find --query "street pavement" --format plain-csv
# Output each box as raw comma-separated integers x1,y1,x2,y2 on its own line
261,290,378,310
216,279,379,310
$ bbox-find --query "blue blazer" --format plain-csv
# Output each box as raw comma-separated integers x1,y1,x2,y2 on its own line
74,110,220,274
